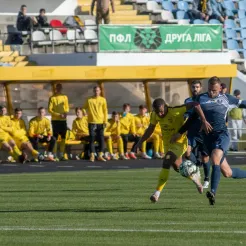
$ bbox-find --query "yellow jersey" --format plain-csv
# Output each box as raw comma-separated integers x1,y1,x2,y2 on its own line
120,113,136,135
83,96,108,124
48,93,69,121
134,114,150,136
29,116,52,137
0,115,13,134
105,119,121,136
72,116,89,136
11,117,27,132
150,106,187,144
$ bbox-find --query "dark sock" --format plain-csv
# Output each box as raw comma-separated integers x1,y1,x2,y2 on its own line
202,161,211,182
211,165,221,195
232,168,246,179
188,152,197,164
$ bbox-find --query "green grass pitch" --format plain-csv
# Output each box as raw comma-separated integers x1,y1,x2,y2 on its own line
0,167,245,245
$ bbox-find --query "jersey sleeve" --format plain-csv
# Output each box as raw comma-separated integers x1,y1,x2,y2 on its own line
150,112,158,125
172,105,187,116
226,94,240,107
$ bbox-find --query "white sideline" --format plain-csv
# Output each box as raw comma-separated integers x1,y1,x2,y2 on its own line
0,227,245,234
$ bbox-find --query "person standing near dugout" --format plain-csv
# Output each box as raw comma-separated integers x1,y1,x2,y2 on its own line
48,84,69,161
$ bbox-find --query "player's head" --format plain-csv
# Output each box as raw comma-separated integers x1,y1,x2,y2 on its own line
234,89,241,99
75,107,82,118
38,107,46,118
191,80,202,96
152,98,167,117
0,106,5,116
1,106,7,116
39,8,46,16
20,4,27,15
139,105,147,116
14,108,22,119
208,76,221,98
112,111,119,122
123,103,131,113
93,86,101,97
221,83,227,94
55,83,63,93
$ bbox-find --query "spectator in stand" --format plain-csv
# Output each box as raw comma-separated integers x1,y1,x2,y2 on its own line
228,89,246,151
211,0,231,23
17,5,37,31
187,0,212,23
91,0,115,24
221,83,227,94
36,9,49,28
169,93,181,107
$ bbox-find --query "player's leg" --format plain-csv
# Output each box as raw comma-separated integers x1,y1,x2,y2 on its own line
8,139,22,161
152,134,162,159
59,122,67,161
141,140,151,159
117,136,125,159
159,137,164,158
51,121,59,160
40,136,56,161
129,134,139,159
201,154,210,188
230,119,238,151
150,151,177,203
88,123,97,162
1,142,19,162
97,124,106,162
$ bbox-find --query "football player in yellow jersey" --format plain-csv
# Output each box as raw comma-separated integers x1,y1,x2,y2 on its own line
154,123,165,157
135,105,162,159
134,98,212,203
120,103,138,160
105,111,124,160
83,86,108,162
48,83,69,161
28,107,56,161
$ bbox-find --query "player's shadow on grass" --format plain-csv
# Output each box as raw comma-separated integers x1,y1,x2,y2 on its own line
0,207,177,213
0,189,121,193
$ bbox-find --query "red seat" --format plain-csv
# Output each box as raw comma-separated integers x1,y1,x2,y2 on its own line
50,19,68,34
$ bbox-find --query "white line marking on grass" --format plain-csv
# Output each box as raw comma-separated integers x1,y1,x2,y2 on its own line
114,166,129,169
150,221,246,225
57,166,74,168
0,227,245,234
1,164,17,167
86,166,102,168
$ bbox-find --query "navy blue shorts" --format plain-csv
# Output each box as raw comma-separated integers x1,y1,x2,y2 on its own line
188,132,208,157
203,130,230,155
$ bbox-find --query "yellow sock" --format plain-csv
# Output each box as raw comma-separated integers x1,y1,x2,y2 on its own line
13,145,21,157
99,152,103,157
142,141,146,153
31,149,39,158
107,137,113,155
118,137,124,155
159,137,164,154
60,139,66,154
156,168,170,192
152,134,159,153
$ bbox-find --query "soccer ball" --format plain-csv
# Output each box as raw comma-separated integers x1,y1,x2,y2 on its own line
179,160,198,177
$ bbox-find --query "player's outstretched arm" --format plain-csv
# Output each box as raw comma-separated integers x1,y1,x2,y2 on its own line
133,124,155,152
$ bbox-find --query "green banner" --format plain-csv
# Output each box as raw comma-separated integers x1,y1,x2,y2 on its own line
99,25,222,52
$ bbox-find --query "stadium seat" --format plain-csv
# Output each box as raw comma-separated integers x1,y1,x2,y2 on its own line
176,10,188,19
241,29,246,38
84,30,98,43
239,0,246,10
243,50,246,58
242,39,246,48
193,19,205,24
147,1,163,13
227,39,244,52
50,19,68,34
136,0,148,3
238,9,246,19
162,1,176,12
67,30,86,44
32,31,52,46
84,19,97,30
161,10,178,22
240,18,246,28
224,1,237,13
224,19,240,30
49,30,69,44
177,1,189,11
209,19,221,24
225,29,238,39
178,19,190,24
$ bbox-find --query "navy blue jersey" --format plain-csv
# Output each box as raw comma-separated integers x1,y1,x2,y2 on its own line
197,93,246,132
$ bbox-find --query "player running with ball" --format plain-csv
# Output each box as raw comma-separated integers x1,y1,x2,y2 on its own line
134,98,212,203
173,76,246,205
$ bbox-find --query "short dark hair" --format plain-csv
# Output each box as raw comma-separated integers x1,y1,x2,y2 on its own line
14,108,22,113
221,83,227,89
234,89,241,97
0,105,5,111
38,107,45,111
56,83,62,89
93,86,101,90
21,5,27,9
123,103,130,110
152,98,166,111
139,105,147,110
75,107,82,112
191,80,202,86
208,76,221,85
39,8,45,13
112,111,119,116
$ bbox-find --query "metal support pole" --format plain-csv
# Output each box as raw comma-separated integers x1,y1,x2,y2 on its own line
229,77,233,94
98,81,105,97
3,83,13,115
143,81,151,112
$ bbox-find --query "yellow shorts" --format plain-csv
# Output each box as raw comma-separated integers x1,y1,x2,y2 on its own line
104,132,111,137
12,132,29,150
164,139,188,158
0,131,13,149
